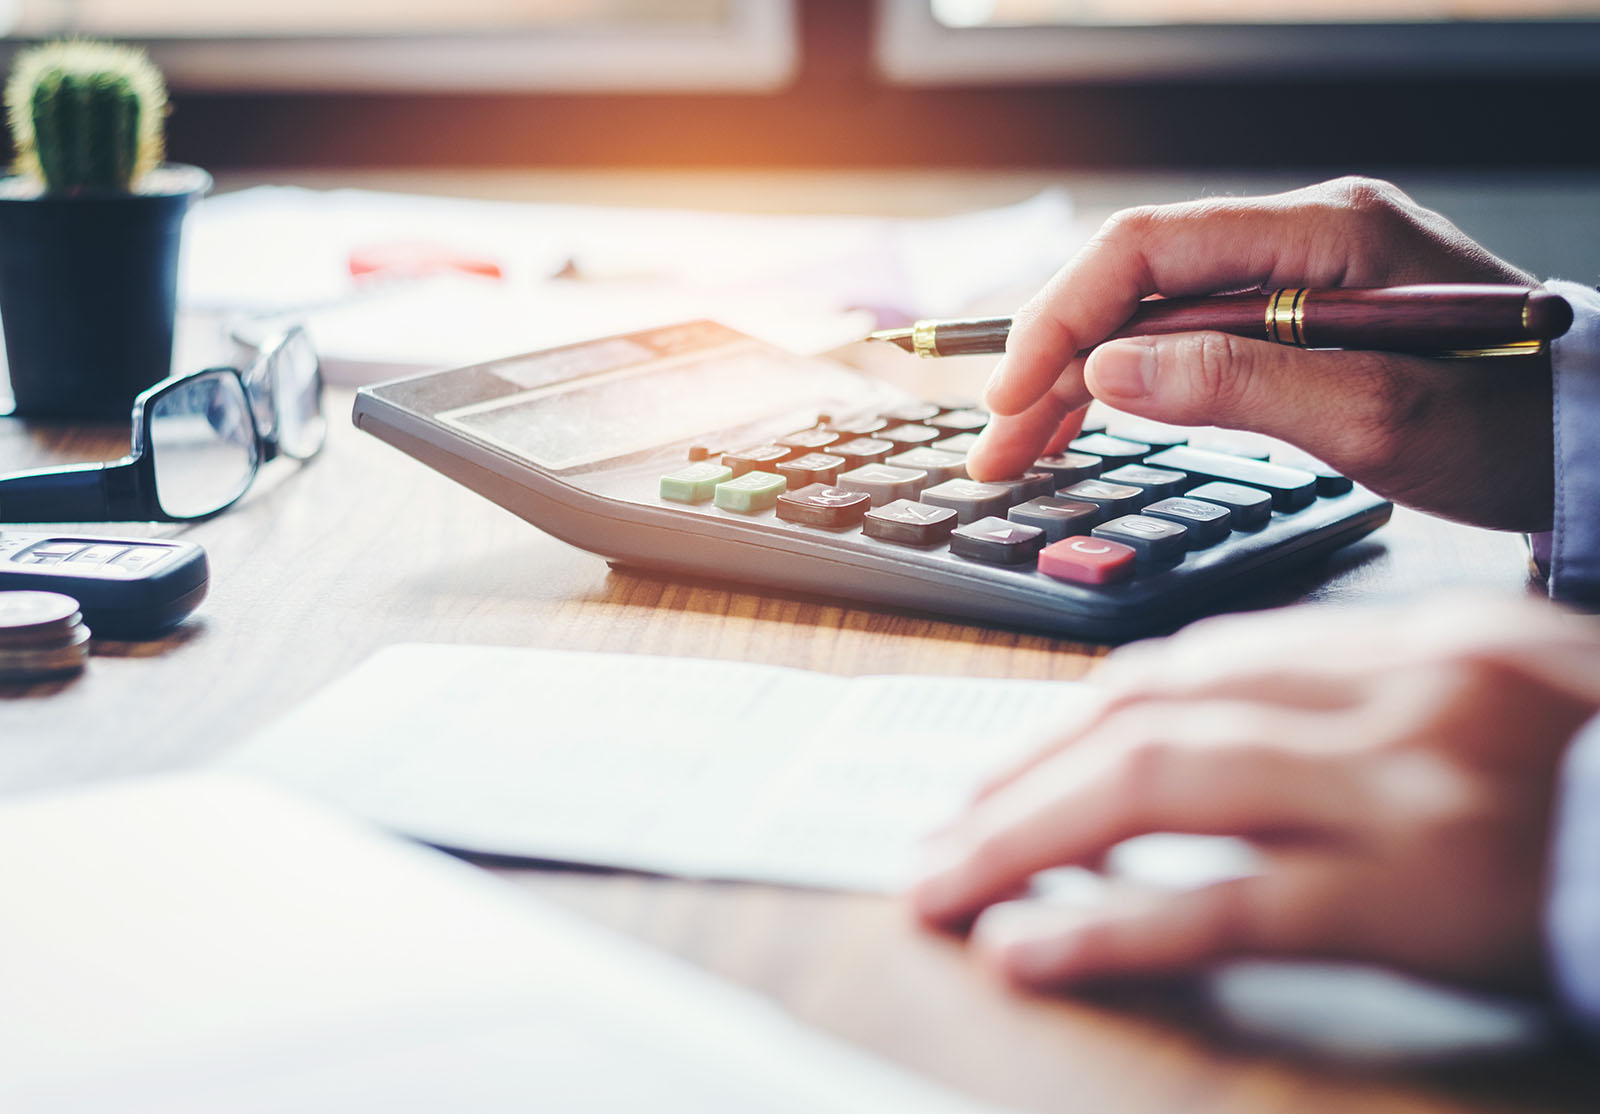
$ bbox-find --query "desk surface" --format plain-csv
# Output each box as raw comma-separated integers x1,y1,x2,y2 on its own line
2,169,1596,1113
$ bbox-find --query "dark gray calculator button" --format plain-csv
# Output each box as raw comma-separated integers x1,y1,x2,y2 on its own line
777,428,840,451
931,433,982,456
1068,433,1150,468
880,402,941,423
864,499,957,546
1141,497,1231,548
1092,514,1188,563
836,463,927,506
996,472,1054,504
26,543,85,560
886,447,967,485
929,408,989,434
1304,463,1353,496
878,424,942,451
722,444,794,477
828,437,894,469
951,517,1045,565
1100,464,1187,501
1185,482,1272,530
1032,452,1101,488
777,452,846,489
1007,497,1100,542
110,547,170,572
1058,478,1145,517
776,484,872,527
1144,446,1316,511
825,416,889,436
920,478,1014,523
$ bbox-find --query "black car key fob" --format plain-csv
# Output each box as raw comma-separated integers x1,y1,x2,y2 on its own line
0,531,208,637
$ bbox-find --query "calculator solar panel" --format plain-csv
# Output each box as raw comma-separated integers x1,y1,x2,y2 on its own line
353,321,1391,642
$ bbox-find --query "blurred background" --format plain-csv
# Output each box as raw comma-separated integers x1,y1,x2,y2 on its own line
1,0,1597,171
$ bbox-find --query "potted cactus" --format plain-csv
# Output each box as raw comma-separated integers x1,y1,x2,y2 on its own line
0,41,210,418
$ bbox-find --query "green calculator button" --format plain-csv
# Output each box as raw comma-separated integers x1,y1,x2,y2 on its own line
714,471,787,513
660,462,733,503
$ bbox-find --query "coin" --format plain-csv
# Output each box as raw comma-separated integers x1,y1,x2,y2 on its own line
0,590,80,631
0,591,90,681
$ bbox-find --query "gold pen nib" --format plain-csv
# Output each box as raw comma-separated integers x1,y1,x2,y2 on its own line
866,327,916,353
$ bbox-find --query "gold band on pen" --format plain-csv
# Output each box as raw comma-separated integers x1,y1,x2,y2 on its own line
912,320,941,358
1435,340,1547,359
1265,288,1308,347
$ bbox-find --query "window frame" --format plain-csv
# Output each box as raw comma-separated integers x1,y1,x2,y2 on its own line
1,1,799,93
877,0,1600,84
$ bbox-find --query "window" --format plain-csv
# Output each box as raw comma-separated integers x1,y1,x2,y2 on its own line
1,0,797,91
880,0,1600,82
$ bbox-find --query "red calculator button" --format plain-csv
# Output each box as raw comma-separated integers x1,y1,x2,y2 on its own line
1038,536,1136,585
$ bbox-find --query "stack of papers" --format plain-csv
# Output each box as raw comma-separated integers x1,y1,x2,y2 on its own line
179,186,1077,381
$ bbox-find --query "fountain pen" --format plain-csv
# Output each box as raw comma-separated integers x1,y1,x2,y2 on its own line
869,285,1573,360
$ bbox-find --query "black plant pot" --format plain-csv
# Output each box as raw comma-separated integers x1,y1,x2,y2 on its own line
0,164,210,419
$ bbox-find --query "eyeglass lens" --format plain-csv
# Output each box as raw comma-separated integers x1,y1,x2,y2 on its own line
272,329,326,460
150,372,258,519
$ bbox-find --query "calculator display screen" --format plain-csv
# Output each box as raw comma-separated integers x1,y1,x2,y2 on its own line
436,349,847,472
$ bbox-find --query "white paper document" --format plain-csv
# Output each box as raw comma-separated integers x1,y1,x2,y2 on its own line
221,645,1091,892
0,774,1000,1113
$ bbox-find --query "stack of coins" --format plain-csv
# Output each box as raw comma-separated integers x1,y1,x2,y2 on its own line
0,591,91,682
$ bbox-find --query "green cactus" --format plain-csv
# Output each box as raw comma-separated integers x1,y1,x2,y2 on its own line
5,41,167,192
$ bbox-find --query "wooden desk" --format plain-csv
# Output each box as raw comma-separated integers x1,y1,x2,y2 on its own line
2,170,1596,1113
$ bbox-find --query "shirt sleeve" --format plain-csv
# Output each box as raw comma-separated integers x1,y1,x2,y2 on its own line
1541,280,1600,608
1549,714,1600,1037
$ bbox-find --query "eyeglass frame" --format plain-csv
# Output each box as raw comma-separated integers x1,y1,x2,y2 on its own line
0,325,324,524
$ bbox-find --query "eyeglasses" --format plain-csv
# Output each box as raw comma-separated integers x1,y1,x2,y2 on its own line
0,327,325,523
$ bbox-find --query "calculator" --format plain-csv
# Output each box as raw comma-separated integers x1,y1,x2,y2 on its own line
352,321,1391,642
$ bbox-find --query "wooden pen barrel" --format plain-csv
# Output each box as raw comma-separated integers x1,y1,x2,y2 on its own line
1100,285,1570,353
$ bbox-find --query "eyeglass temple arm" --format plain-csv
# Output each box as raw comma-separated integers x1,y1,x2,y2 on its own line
0,460,143,523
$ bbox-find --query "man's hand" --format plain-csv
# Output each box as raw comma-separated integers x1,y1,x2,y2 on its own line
909,596,1600,991
969,177,1554,532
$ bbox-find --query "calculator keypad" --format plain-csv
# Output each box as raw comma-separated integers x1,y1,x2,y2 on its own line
655,401,1365,616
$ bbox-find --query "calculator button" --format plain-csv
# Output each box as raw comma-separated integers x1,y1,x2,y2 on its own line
1032,452,1102,488
714,471,787,513
1185,482,1272,530
775,484,872,527
836,463,927,506
1144,446,1317,511
997,472,1056,503
928,408,989,434
722,444,795,477
777,452,846,489
777,428,840,451
660,462,734,503
864,499,957,546
827,437,894,469
1038,536,1136,585
1100,464,1187,501
920,479,1015,524
1058,479,1145,517
931,433,983,456
1068,433,1151,468
1312,470,1353,496
886,447,967,485
1105,417,1188,449
1141,497,1231,548
1007,497,1101,542
1093,514,1189,564
878,424,943,451
880,402,941,423
1189,429,1273,460
824,416,890,436
950,517,1045,566
65,543,130,566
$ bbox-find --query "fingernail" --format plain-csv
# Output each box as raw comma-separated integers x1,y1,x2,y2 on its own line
981,357,1009,408
1089,338,1158,400
908,839,970,919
